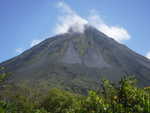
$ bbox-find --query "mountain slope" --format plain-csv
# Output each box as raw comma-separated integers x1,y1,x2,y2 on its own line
1,25,150,93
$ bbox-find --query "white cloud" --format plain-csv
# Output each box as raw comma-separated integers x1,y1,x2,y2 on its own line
15,48,24,54
30,39,43,47
146,52,150,59
54,1,88,34
15,39,43,55
87,10,130,42
54,2,131,43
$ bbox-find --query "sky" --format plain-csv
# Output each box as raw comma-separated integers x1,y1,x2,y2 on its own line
0,0,150,63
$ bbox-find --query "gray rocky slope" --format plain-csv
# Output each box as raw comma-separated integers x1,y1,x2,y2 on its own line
1,25,150,93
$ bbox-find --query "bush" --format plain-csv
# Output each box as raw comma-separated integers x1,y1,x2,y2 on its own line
0,76,150,113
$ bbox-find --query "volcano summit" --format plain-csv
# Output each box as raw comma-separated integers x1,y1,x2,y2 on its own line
1,25,150,93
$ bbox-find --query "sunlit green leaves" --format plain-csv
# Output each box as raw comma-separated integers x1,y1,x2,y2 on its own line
0,76,150,113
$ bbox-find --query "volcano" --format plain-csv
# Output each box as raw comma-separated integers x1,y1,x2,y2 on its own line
1,25,150,93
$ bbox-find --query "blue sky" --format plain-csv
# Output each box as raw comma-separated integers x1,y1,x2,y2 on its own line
0,0,150,63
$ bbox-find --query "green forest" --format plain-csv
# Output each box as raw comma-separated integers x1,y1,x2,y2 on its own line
0,75,150,113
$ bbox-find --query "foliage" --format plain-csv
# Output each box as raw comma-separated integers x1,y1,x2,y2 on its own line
0,67,10,83
0,76,150,113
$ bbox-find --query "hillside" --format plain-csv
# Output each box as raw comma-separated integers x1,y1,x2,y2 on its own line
0,25,150,93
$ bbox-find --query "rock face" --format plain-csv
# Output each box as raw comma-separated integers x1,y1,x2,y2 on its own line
1,25,150,93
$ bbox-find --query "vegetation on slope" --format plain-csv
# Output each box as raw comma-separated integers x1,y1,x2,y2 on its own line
0,76,150,113
0,67,10,83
